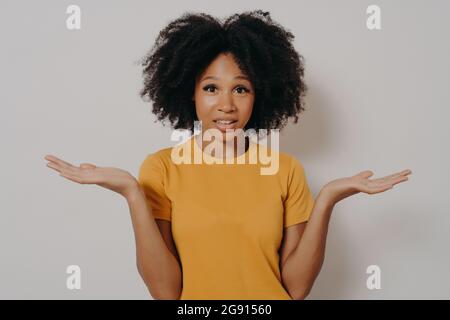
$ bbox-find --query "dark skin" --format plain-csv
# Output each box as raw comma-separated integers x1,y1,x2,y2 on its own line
44,52,412,299
193,52,254,161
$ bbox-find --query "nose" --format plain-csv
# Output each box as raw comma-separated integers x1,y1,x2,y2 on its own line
217,90,235,113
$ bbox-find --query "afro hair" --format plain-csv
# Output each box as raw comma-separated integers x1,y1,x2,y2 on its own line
139,10,307,135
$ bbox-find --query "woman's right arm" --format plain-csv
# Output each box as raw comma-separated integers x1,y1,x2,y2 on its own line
44,154,182,300
125,183,182,300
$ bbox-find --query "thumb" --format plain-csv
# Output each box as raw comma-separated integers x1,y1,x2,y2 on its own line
80,163,97,169
357,170,374,179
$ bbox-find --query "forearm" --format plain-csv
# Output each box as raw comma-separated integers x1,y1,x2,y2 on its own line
125,184,182,300
281,190,335,299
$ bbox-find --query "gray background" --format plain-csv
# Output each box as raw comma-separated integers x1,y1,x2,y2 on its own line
1,0,449,299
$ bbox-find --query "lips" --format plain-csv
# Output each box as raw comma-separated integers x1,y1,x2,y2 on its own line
213,120,238,132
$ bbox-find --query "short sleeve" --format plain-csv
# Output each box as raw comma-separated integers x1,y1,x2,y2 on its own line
137,153,172,221
283,156,315,227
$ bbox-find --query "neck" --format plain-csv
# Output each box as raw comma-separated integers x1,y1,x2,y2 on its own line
195,132,249,160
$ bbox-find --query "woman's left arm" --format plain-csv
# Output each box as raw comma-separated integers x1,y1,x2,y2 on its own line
282,169,412,300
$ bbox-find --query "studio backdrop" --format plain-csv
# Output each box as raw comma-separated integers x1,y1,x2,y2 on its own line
1,0,449,299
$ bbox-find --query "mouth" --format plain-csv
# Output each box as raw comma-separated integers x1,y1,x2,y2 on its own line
213,120,238,132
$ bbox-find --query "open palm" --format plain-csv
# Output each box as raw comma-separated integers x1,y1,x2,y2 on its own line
323,169,412,204
44,154,138,198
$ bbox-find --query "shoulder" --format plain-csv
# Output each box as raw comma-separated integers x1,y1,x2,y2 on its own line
274,149,309,197
140,146,173,166
138,146,174,180
257,143,306,177
281,152,308,185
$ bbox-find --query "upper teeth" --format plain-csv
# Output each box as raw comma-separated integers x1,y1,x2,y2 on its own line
216,120,235,124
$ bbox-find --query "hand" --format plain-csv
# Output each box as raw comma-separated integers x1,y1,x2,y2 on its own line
320,169,412,205
44,154,139,199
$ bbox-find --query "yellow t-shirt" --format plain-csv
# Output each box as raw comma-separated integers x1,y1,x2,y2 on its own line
137,135,315,300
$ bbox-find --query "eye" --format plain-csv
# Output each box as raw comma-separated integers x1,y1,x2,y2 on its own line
235,86,250,94
202,85,217,93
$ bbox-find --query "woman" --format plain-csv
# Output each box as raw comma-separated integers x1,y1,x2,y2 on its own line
44,10,411,300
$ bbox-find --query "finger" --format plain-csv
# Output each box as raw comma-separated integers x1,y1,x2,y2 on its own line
59,171,84,184
373,176,409,191
372,169,412,185
370,174,408,188
389,175,409,187
46,162,62,173
80,163,97,169
381,174,409,186
382,169,412,180
389,169,412,178
356,170,374,179
44,155,77,170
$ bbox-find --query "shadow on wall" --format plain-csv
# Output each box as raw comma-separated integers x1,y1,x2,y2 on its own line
280,80,354,299
279,81,428,299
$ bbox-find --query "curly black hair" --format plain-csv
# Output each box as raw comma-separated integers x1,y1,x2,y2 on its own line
139,10,307,135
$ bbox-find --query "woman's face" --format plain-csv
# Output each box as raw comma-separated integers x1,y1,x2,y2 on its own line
193,52,255,143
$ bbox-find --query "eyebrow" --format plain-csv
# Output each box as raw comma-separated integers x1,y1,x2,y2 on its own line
201,75,250,81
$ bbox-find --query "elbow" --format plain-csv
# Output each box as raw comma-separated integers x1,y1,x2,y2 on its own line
291,287,311,300
137,264,181,300
282,274,313,300
284,278,312,300
150,288,181,300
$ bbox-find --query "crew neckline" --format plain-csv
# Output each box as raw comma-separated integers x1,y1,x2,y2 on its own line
191,133,254,164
